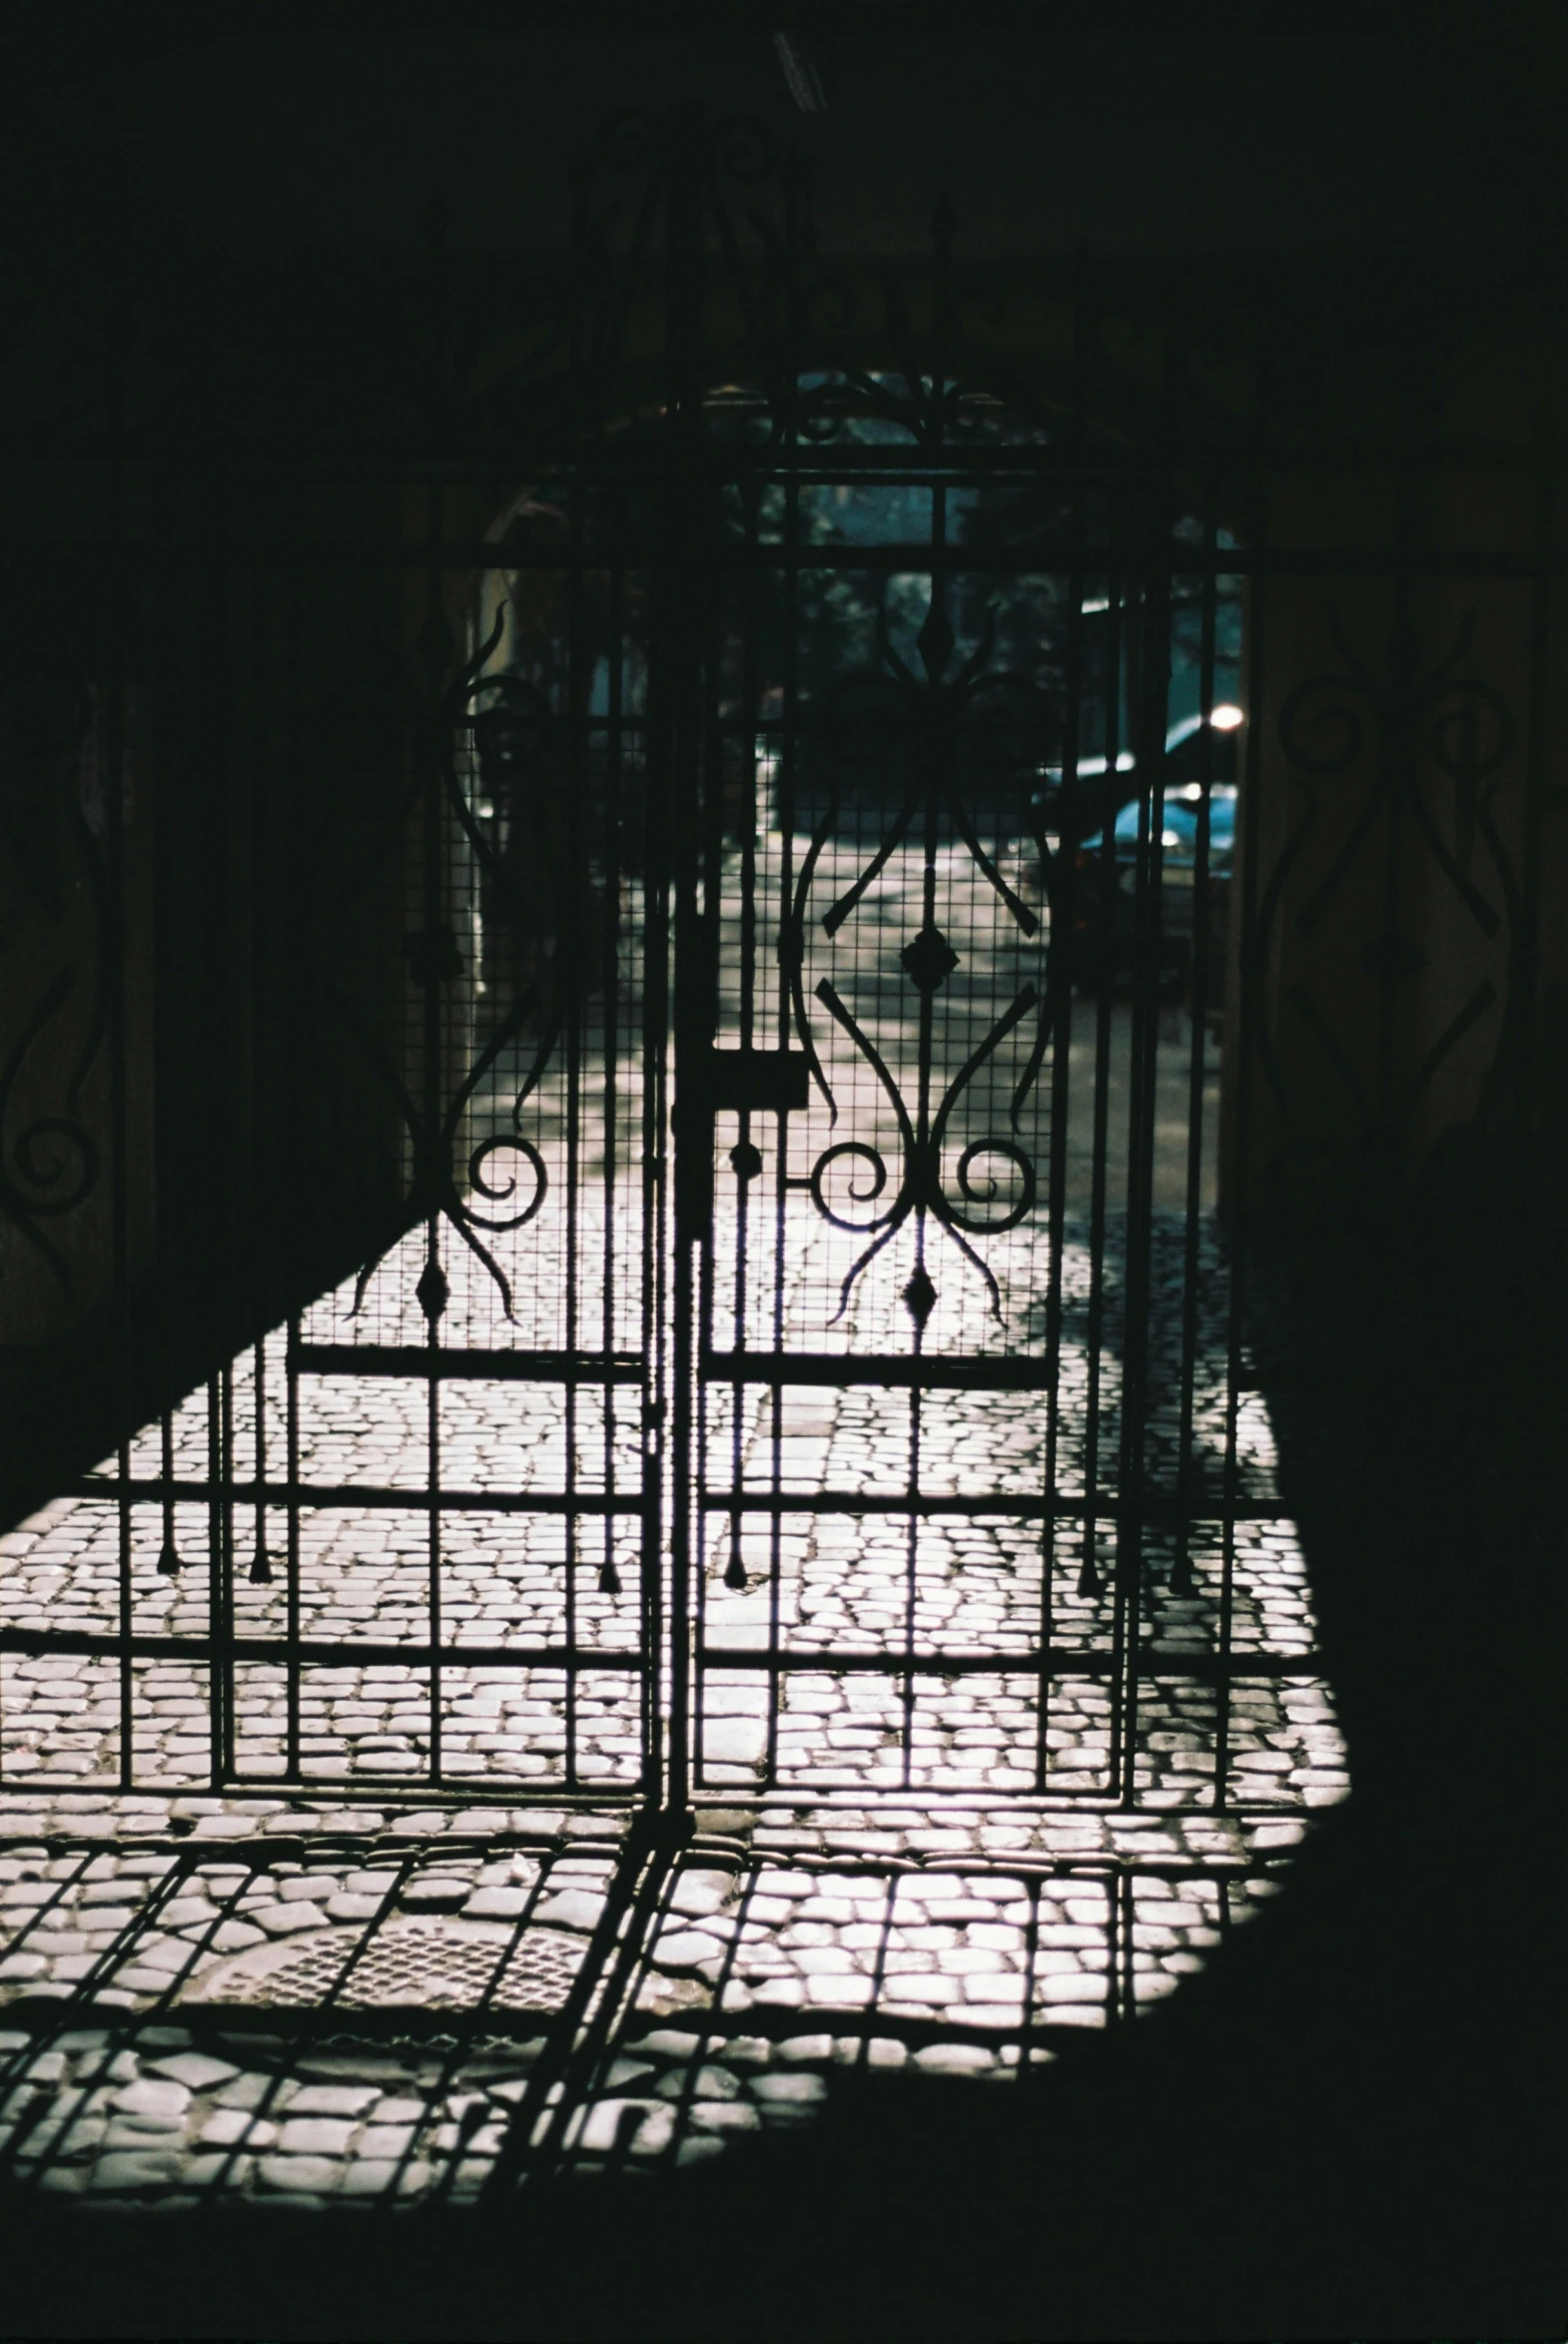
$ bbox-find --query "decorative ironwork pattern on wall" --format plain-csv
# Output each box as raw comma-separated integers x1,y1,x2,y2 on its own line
1254,608,1524,1212
0,670,117,1313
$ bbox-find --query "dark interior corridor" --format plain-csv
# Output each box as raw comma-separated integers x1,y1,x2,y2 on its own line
0,9,1563,2337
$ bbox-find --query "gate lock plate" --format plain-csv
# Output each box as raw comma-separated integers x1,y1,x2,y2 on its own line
687,1048,810,1117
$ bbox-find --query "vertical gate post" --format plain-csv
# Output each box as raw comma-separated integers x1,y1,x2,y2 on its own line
662,101,710,1822
1112,472,1175,1806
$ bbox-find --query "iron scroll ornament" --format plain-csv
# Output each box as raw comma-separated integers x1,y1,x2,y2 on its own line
784,591,1064,1325
807,976,1040,1325
324,597,572,1325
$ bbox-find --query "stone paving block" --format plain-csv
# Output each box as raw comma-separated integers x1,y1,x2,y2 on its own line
751,2070,827,2104
36,2165,88,2194
31,2111,107,2160
275,2116,356,2155
101,2112,186,2146
884,1973,964,2006
182,2153,256,2189
688,2099,760,2132
249,1902,332,1936
280,1877,341,1903
717,2036,772,2068
161,1899,224,1931
71,1907,140,1935
69,2050,134,2086
626,2028,702,2060
322,1894,380,1923
654,2063,742,2103
89,2148,182,2190
125,1938,197,1976
400,1878,472,1909
209,1921,268,1952
447,2156,497,2193
287,2083,380,2117
146,2052,238,2091
112,2077,191,2121
200,2110,279,2148
257,2153,342,2193
26,1931,92,1957
212,2073,273,2110
652,1930,727,1969
80,1878,147,1905
561,2097,661,2156
667,1872,735,1917
107,1965,183,1995
775,2034,833,2062
914,2042,997,2073
462,1887,528,1918
533,1889,605,1932
340,2157,433,2197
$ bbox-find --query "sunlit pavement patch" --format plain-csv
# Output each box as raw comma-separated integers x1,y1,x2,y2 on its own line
0,1784,1342,2205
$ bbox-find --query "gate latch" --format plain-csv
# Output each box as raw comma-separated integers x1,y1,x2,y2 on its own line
686,1048,810,1116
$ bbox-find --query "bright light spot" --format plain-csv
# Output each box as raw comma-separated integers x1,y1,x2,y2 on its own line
1209,703,1244,730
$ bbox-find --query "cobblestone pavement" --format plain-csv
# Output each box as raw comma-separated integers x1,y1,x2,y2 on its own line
0,820,1350,2205
0,1205,1342,1810
0,1803,1313,2208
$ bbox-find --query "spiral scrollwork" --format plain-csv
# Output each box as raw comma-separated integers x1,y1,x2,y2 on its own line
11,1116,100,1217
808,1141,895,1233
1427,678,1513,784
709,113,781,190
1276,672,1372,776
459,1134,548,1234
0,955,104,1300
945,1138,1037,1235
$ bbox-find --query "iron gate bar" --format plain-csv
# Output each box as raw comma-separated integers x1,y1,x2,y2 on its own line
1110,450,1176,1801
1037,262,1090,1790
1213,467,1269,1812
60,1481,648,1515
291,1346,644,1379
703,1353,1077,1386
0,1628,1324,1682
694,1648,1324,1680
29,538,1568,578
696,1493,1297,1523
23,441,1568,478
1171,489,1222,1596
0,1632,648,1669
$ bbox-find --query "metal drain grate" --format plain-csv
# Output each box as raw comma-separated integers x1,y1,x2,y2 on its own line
184,1918,589,2013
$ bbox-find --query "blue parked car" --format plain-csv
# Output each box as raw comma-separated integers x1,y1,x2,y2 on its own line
1064,762,1237,999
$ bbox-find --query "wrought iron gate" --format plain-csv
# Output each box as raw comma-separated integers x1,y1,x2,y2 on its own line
0,106,1544,1821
